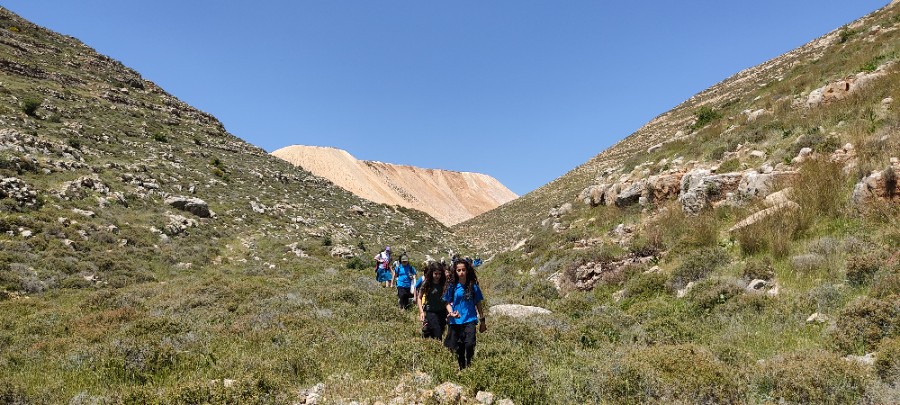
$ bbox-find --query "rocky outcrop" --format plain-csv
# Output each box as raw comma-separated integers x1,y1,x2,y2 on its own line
853,160,900,206
272,145,517,226
165,196,212,218
805,62,894,107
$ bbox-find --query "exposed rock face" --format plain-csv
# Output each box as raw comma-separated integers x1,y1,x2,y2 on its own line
272,145,517,226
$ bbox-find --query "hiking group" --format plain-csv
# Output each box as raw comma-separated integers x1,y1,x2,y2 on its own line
373,246,486,370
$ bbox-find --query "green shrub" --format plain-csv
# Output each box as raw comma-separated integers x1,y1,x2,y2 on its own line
717,157,741,173
742,257,775,281
601,344,746,403
152,133,168,142
345,256,367,270
876,337,900,385
687,278,744,312
756,351,869,404
624,272,669,300
691,106,721,131
831,296,900,354
872,270,900,299
21,97,41,117
846,253,882,286
669,247,729,289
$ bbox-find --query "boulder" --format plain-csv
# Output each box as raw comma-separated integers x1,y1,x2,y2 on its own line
806,312,829,324
678,169,743,214
165,196,211,218
433,382,463,404
0,177,38,208
489,304,552,318
646,172,684,203
852,164,900,206
615,180,646,207
329,246,354,259
578,183,609,206
737,171,798,201
728,201,800,233
475,391,495,404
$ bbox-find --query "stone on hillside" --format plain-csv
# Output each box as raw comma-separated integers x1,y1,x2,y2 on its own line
844,353,876,367
852,164,899,206
806,63,893,107
433,382,462,404
746,279,767,292
746,109,768,122
489,304,552,318
297,383,325,405
250,200,267,214
677,281,696,298
765,188,794,207
737,171,798,201
578,183,609,206
71,208,95,218
878,97,893,119
647,143,663,153
678,169,743,214
792,147,814,164
749,150,767,159
548,203,573,218
806,312,829,324
729,201,800,233
165,196,211,217
330,246,354,259
165,213,199,236
646,172,684,203
347,205,365,215
0,177,38,208
496,399,515,405
615,180,646,207
476,391,495,404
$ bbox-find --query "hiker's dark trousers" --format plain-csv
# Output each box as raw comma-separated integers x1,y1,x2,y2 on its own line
397,287,413,309
448,322,477,369
423,311,447,340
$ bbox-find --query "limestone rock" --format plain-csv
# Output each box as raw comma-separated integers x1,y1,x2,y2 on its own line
165,196,211,218
489,304,552,318
852,164,900,206
679,169,743,214
329,246,354,259
476,391,495,404
433,382,462,404
0,177,38,208
728,201,800,233
746,279,767,292
806,312,829,324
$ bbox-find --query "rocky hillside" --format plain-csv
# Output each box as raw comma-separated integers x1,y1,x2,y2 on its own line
272,145,517,226
455,2,900,255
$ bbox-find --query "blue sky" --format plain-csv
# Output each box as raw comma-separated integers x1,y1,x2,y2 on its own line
2,1,890,195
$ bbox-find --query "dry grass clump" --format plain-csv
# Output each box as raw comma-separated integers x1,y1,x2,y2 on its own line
742,257,776,281
876,337,900,385
668,246,729,289
831,296,900,354
599,344,747,403
756,350,870,404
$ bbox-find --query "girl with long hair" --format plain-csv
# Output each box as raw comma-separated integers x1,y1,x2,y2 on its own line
418,261,448,340
443,259,487,370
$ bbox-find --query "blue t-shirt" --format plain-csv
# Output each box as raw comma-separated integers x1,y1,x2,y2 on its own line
443,282,484,325
395,264,416,288
414,276,425,291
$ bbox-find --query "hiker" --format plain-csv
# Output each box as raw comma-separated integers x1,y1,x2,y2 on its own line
374,246,393,288
418,261,448,340
393,253,417,309
472,255,482,268
444,259,487,370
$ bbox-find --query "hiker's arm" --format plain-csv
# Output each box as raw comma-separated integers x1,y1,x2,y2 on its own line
476,302,487,332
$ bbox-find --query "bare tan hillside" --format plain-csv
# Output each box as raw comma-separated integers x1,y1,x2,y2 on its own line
271,145,517,225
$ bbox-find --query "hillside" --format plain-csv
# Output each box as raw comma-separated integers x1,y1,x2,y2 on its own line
2,2,900,404
272,145,517,226
455,2,900,254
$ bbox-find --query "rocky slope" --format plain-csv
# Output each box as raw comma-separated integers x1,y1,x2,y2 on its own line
272,145,517,226
455,1,900,255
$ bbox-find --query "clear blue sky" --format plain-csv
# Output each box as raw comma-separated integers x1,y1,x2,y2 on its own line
3,1,889,195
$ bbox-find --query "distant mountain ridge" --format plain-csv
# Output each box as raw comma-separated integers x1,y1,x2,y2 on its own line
272,145,517,226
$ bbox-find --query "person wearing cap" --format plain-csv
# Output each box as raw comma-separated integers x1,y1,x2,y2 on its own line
374,246,393,288
393,253,417,309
